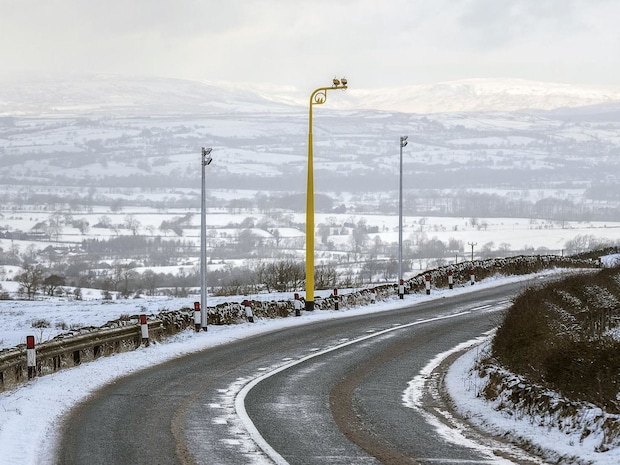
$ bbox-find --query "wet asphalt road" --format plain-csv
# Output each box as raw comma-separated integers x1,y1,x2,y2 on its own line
55,281,533,465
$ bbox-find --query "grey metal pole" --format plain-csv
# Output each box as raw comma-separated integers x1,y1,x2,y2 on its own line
468,241,477,262
398,136,407,298
201,147,212,331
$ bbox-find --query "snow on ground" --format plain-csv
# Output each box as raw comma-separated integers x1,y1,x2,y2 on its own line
0,271,616,464
3,211,619,267
444,344,620,464
0,286,339,350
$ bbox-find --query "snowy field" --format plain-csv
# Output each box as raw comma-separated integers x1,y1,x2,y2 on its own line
0,281,338,350
3,209,620,259
1,270,618,464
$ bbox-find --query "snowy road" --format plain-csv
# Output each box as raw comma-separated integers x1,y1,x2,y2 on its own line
54,280,542,465
243,284,541,465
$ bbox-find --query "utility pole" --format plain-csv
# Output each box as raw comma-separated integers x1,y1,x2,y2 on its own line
468,242,477,262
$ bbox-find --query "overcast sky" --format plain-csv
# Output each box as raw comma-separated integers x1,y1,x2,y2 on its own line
1,0,619,90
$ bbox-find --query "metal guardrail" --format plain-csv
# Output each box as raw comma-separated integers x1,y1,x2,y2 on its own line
0,320,168,393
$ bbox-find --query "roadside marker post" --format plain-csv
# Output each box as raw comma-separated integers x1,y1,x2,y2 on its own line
140,314,149,346
244,299,254,323
294,293,302,316
470,268,476,285
425,274,431,295
398,279,405,299
193,302,201,332
333,288,339,311
26,335,36,379
448,269,454,289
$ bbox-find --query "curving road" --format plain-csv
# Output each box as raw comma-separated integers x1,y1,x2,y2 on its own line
55,280,543,465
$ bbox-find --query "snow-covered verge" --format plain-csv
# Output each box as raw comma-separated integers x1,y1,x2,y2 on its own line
483,357,620,452
445,260,620,464
447,344,620,465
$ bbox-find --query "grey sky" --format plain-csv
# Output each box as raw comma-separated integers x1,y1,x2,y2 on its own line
1,0,618,90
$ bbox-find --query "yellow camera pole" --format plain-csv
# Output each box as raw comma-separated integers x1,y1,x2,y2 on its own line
305,78,348,311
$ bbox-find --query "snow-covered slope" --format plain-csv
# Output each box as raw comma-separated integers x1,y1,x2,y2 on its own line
338,78,620,113
2,75,620,115
0,75,297,116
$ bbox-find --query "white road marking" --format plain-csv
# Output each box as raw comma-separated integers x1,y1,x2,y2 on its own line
402,328,546,464
235,310,472,465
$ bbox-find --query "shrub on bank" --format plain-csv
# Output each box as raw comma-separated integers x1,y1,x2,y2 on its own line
491,267,620,414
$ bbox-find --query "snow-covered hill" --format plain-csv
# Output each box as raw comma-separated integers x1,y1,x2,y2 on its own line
0,75,297,116
339,78,620,113
2,75,620,115
2,74,620,226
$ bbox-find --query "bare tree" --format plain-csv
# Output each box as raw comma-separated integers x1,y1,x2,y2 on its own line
124,215,141,236
17,265,44,300
120,268,138,298
270,229,282,248
97,215,113,228
349,219,369,260
73,218,90,235
43,274,66,296
47,212,64,241
317,223,331,245
564,234,597,255
22,244,38,265
141,270,158,296
315,264,339,290
238,229,260,254
259,259,304,292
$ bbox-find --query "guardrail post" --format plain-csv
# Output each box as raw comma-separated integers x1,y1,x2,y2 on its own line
140,314,149,346
333,288,339,310
470,268,475,285
27,335,36,379
193,302,201,332
448,268,454,289
425,274,431,295
244,299,254,323
294,293,302,316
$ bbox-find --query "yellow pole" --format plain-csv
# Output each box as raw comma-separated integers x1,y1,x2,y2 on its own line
305,80,347,311
306,96,315,310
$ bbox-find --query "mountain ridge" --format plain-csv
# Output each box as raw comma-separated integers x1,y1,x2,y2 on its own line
1,75,620,116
